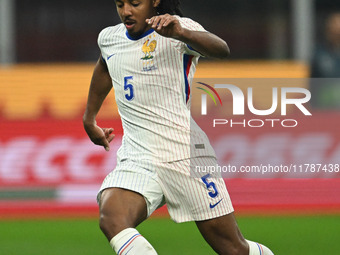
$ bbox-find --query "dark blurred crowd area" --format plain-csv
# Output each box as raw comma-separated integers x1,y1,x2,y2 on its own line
15,0,339,62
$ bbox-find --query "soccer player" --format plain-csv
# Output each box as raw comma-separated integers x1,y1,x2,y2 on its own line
83,0,274,254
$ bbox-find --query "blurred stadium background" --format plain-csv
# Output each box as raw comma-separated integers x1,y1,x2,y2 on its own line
1,0,340,254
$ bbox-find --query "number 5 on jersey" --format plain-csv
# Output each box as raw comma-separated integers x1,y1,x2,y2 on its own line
124,76,134,101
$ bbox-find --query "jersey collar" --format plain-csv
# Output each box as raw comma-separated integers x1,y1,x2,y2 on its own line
125,28,155,41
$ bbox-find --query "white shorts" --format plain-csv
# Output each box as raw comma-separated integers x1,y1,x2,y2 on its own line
97,157,234,223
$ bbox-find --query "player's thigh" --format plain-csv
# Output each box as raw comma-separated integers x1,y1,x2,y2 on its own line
99,188,148,234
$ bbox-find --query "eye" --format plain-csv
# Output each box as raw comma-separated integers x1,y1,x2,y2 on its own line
115,0,123,8
131,1,140,7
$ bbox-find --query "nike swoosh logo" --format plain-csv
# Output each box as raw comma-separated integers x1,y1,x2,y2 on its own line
107,53,116,60
210,199,223,209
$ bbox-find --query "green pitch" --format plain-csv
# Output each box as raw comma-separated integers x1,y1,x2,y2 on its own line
1,215,339,255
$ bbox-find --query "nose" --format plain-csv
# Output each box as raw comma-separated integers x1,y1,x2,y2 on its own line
121,4,132,17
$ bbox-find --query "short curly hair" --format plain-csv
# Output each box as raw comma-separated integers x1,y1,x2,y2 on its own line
156,0,183,17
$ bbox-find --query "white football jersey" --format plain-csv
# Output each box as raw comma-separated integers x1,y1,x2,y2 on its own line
98,16,216,162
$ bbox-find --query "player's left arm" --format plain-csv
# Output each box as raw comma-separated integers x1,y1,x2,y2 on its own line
146,14,230,59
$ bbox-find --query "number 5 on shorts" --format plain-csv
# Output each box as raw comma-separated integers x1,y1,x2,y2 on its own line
201,174,219,198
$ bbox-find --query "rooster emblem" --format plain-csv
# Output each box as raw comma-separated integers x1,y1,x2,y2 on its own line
141,39,157,60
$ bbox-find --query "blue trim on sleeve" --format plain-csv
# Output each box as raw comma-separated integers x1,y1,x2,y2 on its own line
186,44,203,56
187,44,195,51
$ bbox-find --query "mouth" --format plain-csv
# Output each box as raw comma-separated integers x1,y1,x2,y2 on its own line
124,20,136,30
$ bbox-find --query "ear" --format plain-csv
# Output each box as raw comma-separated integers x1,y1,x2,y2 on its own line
153,0,160,8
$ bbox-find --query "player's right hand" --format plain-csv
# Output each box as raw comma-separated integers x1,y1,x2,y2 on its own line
84,123,115,151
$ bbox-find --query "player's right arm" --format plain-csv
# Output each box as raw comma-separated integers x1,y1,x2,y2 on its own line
83,56,115,151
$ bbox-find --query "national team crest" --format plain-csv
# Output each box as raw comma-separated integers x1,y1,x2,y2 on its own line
141,34,157,71
141,39,157,60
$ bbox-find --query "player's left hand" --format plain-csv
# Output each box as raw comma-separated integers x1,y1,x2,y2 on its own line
146,14,184,39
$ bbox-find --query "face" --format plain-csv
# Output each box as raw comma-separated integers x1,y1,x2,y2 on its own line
115,0,159,38
326,13,340,48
